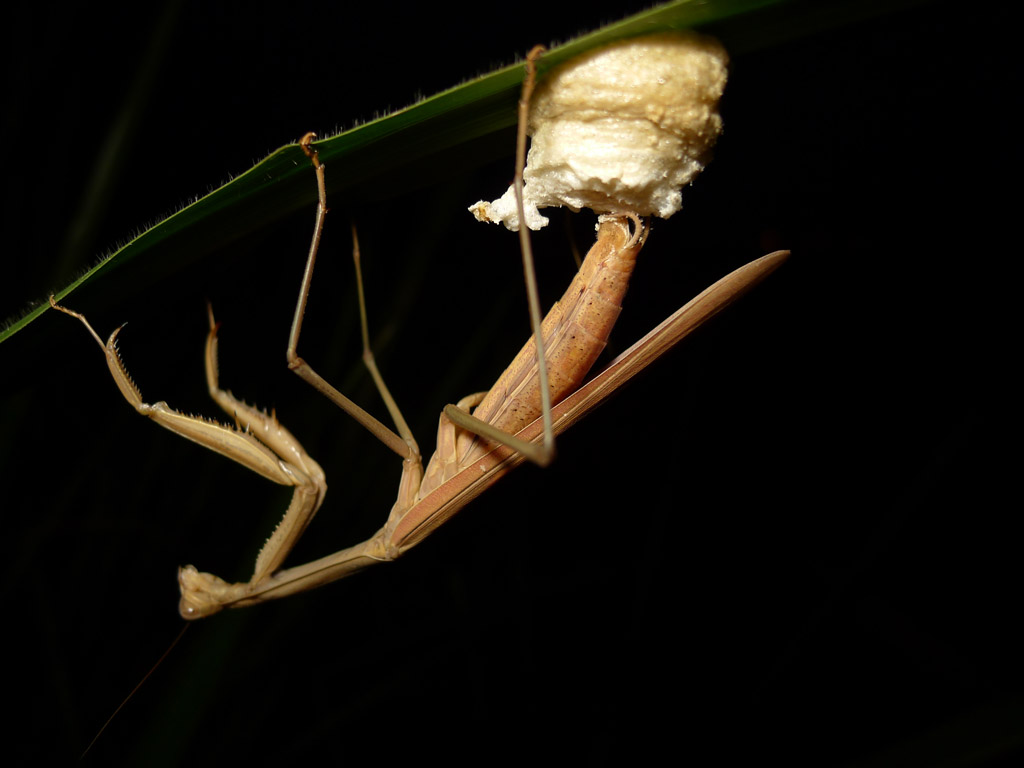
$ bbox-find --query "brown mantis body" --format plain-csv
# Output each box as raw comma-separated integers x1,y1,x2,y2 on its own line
50,43,787,621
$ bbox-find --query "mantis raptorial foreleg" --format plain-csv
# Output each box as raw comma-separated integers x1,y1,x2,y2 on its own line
202,306,328,580
47,298,331,601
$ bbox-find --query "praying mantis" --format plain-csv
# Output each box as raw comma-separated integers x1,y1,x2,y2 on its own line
50,37,787,621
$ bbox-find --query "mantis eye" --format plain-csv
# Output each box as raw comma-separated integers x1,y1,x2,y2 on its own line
471,32,728,231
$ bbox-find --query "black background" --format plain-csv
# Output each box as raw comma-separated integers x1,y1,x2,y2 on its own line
2,0,1017,764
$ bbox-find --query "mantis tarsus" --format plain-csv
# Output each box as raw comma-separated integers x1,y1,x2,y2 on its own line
50,40,788,620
